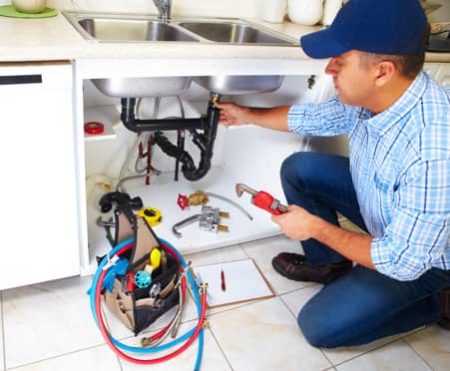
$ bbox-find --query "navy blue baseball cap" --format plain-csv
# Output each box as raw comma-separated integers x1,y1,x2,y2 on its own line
301,0,428,59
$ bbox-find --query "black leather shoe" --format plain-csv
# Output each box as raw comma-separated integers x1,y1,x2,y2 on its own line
272,252,353,284
437,286,450,330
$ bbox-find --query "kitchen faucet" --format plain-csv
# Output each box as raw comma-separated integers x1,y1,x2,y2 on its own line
153,0,171,22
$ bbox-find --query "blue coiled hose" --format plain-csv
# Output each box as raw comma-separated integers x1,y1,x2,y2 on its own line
88,238,205,370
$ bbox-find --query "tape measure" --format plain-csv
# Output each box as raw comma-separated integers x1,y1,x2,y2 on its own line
137,207,162,227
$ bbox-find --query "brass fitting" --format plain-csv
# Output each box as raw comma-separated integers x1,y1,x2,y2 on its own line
188,190,209,206
210,93,220,105
141,337,153,347
217,224,229,233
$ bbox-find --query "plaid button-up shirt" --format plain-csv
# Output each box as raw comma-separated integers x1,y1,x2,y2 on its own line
288,71,450,281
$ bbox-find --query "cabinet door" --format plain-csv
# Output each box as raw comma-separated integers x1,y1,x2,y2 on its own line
0,62,80,289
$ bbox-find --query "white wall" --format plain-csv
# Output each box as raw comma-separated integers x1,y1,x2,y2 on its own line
46,0,260,18
46,0,450,22
5,0,448,24
426,0,450,23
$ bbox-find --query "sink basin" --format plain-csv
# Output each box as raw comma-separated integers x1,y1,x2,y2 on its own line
193,76,283,95
78,18,198,42
63,12,298,46
91,76,192,98
66,15,197,96
63,12,294,97
179,22,294,45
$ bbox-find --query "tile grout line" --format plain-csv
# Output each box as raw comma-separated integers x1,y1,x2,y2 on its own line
329,346,383,368
114,314,234,370
402,337,435,371
238,243,251,259
328,336,413,369
5,345,98,371
5,343,111,371
245,240,337,370
117,353,125,371
319,350,336,370
277,294,296,318
206,326,235,371
277,293,336,370
96,302,125,370
278,283,320,299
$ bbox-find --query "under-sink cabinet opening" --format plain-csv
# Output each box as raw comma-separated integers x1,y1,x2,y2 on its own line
81,74,346,275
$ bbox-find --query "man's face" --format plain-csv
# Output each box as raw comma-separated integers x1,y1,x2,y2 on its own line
325,50,375,107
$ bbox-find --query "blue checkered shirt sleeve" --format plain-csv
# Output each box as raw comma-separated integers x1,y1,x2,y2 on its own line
288,97,360,136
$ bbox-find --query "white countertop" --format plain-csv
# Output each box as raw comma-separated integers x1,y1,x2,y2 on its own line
0,12,448,63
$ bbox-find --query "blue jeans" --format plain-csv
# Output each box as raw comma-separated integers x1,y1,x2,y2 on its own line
280,152,450,348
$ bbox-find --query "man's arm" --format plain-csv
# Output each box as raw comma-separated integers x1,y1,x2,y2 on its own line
215,102,291,131
272,204,375,269
216,98,359,137
313,217,374,269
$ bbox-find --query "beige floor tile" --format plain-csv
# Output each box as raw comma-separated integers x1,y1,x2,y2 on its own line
12,345,121,371
2,276,104,369
323,334,406,366
209,297,331,371
240,235,315,294
404,325,450,371
280,284,323,317
120,322,231,371
336,340,432,371
281,285,413,365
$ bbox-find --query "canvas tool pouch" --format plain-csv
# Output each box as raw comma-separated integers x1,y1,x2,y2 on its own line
102,207,181,335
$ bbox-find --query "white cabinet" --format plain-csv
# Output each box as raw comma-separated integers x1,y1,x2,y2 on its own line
0,62,80,290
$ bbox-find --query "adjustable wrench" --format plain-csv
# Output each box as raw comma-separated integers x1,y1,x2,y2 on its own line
235,183,287,215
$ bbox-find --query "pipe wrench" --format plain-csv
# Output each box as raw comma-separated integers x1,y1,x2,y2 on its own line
235,183,287,215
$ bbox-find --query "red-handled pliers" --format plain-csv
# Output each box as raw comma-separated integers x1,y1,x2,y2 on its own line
235,183,287,215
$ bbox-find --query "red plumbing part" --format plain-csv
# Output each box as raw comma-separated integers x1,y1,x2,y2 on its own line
177,194,190,210
84,121,105,135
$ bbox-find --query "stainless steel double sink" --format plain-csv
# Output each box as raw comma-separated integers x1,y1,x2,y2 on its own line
64,12,297,45
64,12,296,96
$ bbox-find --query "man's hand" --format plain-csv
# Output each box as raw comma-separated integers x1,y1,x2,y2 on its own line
215,102,250,127
272,204,375,270
215,102,291,132
271,204,318,240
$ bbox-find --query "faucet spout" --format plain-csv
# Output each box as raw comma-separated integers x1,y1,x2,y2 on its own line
152,0,172,22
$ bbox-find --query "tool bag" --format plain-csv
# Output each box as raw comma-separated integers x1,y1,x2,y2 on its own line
102,204,181,336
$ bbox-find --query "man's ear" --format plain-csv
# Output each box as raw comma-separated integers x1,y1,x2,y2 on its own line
374,60,397,87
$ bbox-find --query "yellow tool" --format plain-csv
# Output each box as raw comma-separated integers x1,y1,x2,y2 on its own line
137,207,162,227
150,248,162,269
